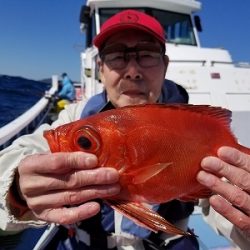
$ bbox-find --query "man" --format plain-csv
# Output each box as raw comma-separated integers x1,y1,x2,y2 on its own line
58,72,75,102
55,72,76,112
0,10,249,249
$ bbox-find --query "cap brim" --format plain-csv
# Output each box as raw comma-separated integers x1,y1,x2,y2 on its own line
94,23,165,49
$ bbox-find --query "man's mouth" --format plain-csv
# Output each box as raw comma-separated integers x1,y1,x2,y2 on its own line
122,90,145,96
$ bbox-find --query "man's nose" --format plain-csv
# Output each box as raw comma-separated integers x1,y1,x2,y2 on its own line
124,58,143,80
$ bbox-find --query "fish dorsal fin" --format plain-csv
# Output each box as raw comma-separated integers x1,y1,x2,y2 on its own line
131,162,172,185
159,104,232,128
120,104,232,129
180,104,232,127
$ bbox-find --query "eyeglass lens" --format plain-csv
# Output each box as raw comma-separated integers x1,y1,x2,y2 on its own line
100,43,164,69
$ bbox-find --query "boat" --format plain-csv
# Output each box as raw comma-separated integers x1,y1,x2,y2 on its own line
0,0,249,249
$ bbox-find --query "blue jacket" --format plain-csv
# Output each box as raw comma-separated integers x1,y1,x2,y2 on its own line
58,76,75,101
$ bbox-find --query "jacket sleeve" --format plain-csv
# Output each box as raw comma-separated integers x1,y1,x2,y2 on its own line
200,199,250,250
0,101,87,231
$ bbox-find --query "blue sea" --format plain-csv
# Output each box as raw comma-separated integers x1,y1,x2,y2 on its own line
0,75,51,127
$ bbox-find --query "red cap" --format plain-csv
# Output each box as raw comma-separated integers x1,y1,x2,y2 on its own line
93,9,166,49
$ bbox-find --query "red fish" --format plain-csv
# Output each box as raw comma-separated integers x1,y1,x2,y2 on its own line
44,104,250,236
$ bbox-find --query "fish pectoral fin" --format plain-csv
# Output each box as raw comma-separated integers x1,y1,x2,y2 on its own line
105,200,192,236
132,162,172,185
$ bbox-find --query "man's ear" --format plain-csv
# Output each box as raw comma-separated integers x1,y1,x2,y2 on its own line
163,55,169,75
97,57,102,71
97,58,104,83
163,55,169,68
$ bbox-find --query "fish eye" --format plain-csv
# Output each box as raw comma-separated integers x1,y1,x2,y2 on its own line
77,136,92,150
74,125,102,154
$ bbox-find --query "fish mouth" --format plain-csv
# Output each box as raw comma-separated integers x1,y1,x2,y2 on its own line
43,130,59,152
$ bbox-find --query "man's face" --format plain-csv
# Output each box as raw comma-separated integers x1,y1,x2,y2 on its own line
98,30,169,107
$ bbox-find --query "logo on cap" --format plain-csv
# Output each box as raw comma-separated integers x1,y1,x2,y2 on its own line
120,12,139,24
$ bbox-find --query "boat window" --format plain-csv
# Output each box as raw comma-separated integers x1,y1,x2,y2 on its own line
98,8,196,46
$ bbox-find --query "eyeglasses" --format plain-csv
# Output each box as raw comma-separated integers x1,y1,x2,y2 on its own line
100,43,164,69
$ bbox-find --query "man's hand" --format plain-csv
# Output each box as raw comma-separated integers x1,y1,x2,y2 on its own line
197,146,250,236
18,152,120,224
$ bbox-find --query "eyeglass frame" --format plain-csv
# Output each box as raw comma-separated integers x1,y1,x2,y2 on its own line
99,42,166,69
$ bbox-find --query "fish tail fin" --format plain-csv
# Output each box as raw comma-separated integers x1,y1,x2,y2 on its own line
106,200,193,236
237,144,250,155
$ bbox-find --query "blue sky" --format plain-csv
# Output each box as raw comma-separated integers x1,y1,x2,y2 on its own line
0,0,250,82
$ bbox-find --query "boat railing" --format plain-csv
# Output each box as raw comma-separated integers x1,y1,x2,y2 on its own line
170,59,236,67
235,62,250,68
0,76,58,150
170,59,206,66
